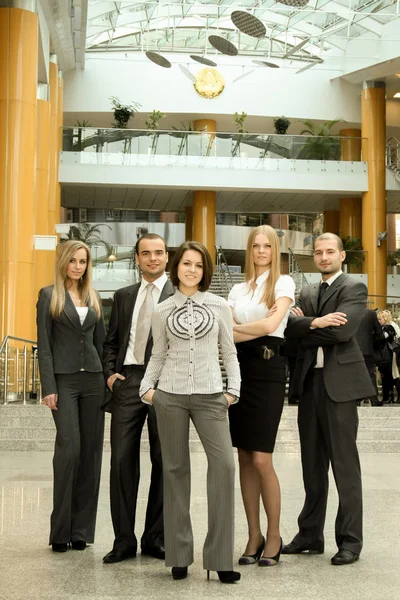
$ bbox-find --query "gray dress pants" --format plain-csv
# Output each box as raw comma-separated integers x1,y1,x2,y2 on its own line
153,389,235,571
51,371,104,544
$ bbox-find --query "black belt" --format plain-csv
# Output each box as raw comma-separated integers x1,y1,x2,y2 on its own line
237,343,286,360
122,364,145,372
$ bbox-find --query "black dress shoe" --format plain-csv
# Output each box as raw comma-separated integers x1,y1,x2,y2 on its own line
71,541,87,551
331,549,359,565
103,549,137,564
52,543,68,553
141,544,165,560
172,567,188,580
282,541,324,555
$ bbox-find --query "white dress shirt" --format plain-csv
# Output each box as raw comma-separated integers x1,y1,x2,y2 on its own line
124,272,168,365
315,270,343,368
228,271,295,338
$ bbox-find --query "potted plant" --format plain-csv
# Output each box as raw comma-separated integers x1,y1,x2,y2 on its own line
110,97,141,129
341,236,364,273
232,111,248,157
273,116,291,135
387,250,400,274
146,110,165,154
61,223,111,249
297,119,342,160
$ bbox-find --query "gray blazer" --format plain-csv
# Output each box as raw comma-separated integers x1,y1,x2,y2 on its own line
285,274,375,402
37,286,106,398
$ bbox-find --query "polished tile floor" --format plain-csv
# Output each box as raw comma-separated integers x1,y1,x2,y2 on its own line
0,449,399,600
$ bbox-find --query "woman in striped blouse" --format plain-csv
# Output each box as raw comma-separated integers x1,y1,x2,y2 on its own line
140,241,241,584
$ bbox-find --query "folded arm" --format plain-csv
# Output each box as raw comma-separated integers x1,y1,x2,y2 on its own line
233,296,293,337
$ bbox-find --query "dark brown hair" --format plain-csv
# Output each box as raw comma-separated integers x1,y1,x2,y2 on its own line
135,233,167,255
169,241,213,291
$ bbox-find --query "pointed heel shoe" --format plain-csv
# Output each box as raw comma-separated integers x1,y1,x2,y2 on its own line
171,567,188,580
258,537,283,567
238,536,265,565
207,570,241,584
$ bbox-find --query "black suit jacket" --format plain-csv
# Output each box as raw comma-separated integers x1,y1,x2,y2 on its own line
355,308,384,356
285,274,375,402
102,279,175,411
37,286,106,398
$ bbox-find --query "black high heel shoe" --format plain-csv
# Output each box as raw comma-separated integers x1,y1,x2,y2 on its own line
171,567,188,580
259,537,283,567
238,536,265,565
207,570,241,584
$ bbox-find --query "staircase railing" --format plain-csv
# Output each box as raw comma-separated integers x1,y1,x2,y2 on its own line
215,246,234,298
387,137,400,178
0,336,40,405
288,248,309,295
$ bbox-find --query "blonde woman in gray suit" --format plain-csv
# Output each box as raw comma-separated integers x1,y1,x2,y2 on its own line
140,241,241,584
37,240,106,553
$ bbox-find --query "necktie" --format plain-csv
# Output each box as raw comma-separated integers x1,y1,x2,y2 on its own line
134,283,155,364
318,282,329,311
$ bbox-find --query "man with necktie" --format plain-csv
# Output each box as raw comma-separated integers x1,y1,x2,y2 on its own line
102,234,174,563
283,233,374,566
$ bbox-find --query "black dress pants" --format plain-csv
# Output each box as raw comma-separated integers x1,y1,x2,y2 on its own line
51,371,105,544
109,366,163,552
293,369,363,555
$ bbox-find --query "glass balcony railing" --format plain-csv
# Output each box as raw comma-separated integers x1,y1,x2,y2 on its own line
62,127,365,162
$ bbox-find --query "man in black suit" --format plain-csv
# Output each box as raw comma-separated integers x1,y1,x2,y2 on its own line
102,234,174,564
355,308,384,405
283,233,374,566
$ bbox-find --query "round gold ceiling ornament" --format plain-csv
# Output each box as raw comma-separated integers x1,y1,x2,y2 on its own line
194,68,225,99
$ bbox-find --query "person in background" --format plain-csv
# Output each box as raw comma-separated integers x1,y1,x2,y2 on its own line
228,225,295,567
376,310,397,404
355,308,384,406
37,240,106,553
140,241,241,584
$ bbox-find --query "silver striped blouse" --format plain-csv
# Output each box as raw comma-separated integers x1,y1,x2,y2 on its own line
140,289,241,398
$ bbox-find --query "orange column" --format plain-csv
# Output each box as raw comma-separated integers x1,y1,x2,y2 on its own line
192,191,216,267
340,198,362,239
48,61,59,278
340,128,362,161
0,7,38,340
55,73,63,230
323,210,340,235
361,81,386,308
33,98,52,303
185,206,193,240
192,120,217,266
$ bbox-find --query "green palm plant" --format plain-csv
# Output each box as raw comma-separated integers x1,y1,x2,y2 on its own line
61,223,112,248
297,119,342,160
341,236,364,272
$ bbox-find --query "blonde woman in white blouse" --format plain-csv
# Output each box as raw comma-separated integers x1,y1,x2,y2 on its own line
228,225,295,567
140,241,241,584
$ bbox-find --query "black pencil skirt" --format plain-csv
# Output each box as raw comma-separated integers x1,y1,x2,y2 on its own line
229,338,287,453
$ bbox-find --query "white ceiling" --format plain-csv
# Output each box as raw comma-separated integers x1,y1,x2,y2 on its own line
62,184,363,212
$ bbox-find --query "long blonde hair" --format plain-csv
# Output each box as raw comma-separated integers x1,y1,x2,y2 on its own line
50,240,101,319
244,225,281,309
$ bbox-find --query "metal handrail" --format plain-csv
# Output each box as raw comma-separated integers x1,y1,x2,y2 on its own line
288,247,309,294
215,246,234,298
0,335,37,353
386,137,400,170
0,336,39,405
